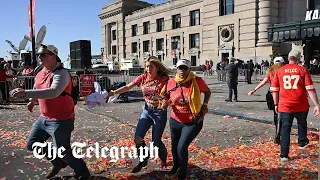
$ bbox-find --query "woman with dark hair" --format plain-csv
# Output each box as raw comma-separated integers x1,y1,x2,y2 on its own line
248,57,286,144
161,59,211,180
0,62,15,103
107,56,170,173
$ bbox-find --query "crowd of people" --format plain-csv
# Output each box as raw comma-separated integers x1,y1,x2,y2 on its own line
5,43,320,179
0,60,35,104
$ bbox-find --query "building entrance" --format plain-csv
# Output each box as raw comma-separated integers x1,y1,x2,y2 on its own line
191,56,197,66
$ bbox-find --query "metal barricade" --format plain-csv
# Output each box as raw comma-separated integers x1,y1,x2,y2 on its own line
5,76,36,102
216,68,267,83
1,70,150,103
92,72,142,92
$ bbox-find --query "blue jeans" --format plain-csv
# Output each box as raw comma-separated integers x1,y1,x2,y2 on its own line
134,104,168,161
26,116,90,178
227,79,238,100
170,117,203,177
279,110,309,157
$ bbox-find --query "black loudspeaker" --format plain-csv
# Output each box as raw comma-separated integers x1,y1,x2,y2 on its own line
70,40,92,68
12,60,19,69
21,52,32,66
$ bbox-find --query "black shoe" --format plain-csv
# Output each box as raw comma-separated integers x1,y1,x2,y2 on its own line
299,139,310,149
131,159,148,173
74,174,90,180
225,99,232,102
46,166,64,179
274,136,280,145
169,166,179,175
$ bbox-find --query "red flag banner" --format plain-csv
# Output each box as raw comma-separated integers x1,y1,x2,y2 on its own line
28,0,36,38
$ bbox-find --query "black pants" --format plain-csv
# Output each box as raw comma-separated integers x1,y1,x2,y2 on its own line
0,82,9,101
227,79,238,100
170,117,203,178
279,110,309,157
247,71,252,84
26,117,90,178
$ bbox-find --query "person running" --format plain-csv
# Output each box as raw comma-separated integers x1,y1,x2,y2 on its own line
107,56,169,173
161,59,211,180
270,50,320,162
248,57,286,145
10,44,90,179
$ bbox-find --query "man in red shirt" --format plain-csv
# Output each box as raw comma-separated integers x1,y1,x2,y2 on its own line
270,50,320,162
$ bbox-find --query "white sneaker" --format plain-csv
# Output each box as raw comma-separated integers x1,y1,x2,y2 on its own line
280,157,288,162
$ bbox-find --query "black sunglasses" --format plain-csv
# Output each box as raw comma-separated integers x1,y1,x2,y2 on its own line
177,66,189,70
37,53,54,57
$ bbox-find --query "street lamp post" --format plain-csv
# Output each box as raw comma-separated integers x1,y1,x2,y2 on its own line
101,47,104,63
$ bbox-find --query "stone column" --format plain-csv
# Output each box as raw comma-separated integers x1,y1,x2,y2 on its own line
102,24,107,62
105,24,110,57
257,0,278,47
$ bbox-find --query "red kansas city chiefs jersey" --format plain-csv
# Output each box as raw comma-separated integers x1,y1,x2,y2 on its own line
270,64,315,113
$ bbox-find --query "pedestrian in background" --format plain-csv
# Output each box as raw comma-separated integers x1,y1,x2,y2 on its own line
0,62,15,104
247,59,254,84
225,58,239,102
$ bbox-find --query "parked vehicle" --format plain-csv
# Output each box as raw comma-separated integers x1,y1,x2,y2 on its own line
109,81,128,102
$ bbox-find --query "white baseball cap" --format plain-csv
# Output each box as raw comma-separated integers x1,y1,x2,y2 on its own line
37,44,61,62
176,59,191,68
273,57,284,64
288,50,301,61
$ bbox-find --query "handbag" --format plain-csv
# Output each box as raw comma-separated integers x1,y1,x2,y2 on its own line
266,90,274,110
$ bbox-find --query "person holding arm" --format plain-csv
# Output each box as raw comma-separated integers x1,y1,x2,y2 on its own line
248,57,285,144
108,56,169,173
161,59,211,180
270,50,320,162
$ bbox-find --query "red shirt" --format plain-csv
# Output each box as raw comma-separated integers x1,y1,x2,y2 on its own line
265,72,273,83
0,70,14,82
166,77,208,123
22,66,34,76
132,73,169,105
270,64,315,113
35,70,74,120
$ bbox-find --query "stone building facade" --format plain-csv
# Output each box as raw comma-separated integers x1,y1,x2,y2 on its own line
99,0,306,68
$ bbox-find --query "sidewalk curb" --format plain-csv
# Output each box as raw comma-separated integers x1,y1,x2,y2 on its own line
208,109,319,131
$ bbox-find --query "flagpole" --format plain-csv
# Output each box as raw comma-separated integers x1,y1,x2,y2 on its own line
30,0,37,68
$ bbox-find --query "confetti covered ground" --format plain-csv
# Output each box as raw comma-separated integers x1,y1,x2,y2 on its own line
0,103,318,180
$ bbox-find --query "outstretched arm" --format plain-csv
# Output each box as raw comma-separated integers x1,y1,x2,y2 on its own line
109,82,136,97
248,78,269,96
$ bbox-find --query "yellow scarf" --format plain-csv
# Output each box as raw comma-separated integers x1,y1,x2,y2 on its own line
174,72,201,115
